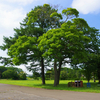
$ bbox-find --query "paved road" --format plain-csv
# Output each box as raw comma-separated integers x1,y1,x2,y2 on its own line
0,84,100,100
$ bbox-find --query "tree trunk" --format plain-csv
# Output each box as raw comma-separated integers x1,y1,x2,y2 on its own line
94,78,96,82
0,72,1,79
88,80,89,83
54,60,62,86
41,57,45,85
54,60,58,87
98,71,100,84
93,72,96,82
57,60,62,85
97,66,100,84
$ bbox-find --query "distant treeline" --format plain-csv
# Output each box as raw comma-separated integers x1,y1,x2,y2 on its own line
0,66,26,80
45,67,82,80
30,67,97,81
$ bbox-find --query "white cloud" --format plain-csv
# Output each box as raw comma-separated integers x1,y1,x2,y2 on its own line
0,2,26,58
17,65,32,75
0,1,32,73
6,0,35,5
71,0,100,14
0,3,26,36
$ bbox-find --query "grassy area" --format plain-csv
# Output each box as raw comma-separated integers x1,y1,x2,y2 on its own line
0,79,100,93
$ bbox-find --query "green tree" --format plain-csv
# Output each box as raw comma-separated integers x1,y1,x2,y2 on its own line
73,27,100,83
87,30,100,84
0,4,59,84
38,8,91,86
81,66,92,83
88,54,100,84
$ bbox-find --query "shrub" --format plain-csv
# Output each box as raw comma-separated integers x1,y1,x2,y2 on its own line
2,70,19,80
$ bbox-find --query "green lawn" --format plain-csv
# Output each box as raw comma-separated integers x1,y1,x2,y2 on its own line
0,79,100,93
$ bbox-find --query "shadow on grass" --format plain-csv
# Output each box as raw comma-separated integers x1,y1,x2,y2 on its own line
0,80,100,93
33,82,100,93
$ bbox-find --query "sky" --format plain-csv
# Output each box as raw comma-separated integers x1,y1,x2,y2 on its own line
0,0,100,74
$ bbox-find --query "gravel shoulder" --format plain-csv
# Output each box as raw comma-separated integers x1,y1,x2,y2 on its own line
0,84,100,100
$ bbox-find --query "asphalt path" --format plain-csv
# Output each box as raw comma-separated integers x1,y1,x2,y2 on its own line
0,84,100,100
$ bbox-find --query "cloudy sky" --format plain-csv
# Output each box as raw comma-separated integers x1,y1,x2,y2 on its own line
0,0,100,74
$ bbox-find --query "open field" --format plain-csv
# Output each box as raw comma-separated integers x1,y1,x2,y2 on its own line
0,79,100,93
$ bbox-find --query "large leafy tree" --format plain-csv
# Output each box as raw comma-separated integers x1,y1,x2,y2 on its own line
86,54,100,84
72,27,100,83
0,4,59,84
86,28,100,83
38,8,91,86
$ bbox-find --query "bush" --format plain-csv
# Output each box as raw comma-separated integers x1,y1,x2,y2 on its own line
60,71,68,80
19,71,27,80
33,72,40,80
45,70,54,80
2,70,19,80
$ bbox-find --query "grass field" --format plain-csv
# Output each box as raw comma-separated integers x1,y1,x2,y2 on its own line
0,79,100,93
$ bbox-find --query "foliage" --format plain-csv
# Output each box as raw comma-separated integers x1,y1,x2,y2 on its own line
0,66,7,79
38,6,99,86
19,71,27,80
60,70,68,80
2,69,19,80
0,57,14,66
38,12,91,86
8,36,37,65
62,8,79,18
71,26,100,82
33,71,40,80
38,22,90,60
45,68,82,80
0,3,100,86
81,67,92,83
45,69,54,80
0,4,60,85
0,66,26,80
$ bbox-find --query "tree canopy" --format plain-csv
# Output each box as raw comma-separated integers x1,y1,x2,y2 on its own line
0,4,100,86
